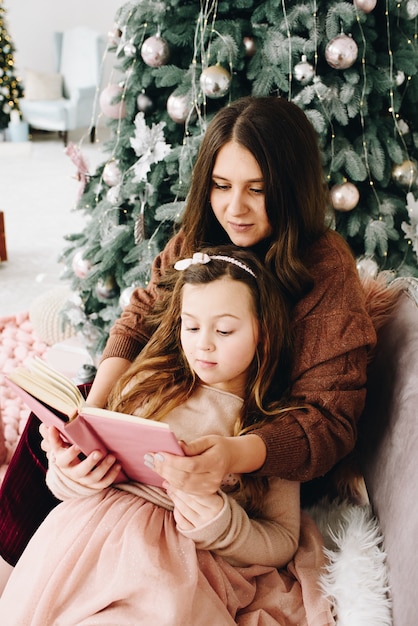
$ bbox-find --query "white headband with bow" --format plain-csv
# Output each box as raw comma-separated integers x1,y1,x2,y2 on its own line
174,252,256,278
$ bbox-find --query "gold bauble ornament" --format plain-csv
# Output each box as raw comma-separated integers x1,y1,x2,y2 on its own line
200,65,231,99
392,160,418,187
330,182,360,211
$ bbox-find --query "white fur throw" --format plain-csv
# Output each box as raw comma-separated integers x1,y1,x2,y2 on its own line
307,499,392,626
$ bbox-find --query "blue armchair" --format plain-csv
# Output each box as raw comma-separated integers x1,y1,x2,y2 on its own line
19,26,105,146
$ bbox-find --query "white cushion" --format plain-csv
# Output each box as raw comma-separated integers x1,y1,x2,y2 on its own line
23,69,63,101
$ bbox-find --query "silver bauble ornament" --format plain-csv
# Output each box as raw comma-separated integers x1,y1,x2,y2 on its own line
330,182,360,211
136,93,153,112
106,185,121,205
200,65,231,99
356,256,379,280
392,160,418,187
103,160,122,187
396,70,405,86
243,36,256,57
119,285,136,309
406,0,418,19
353,0,377,13
72,250,91,279
141,35,170,68
95,276,118,300
166,93,193,124
123,41,137,57
294,55,314,84
325,34,358,70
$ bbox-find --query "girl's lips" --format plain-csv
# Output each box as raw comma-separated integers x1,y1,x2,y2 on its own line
196,359,217,368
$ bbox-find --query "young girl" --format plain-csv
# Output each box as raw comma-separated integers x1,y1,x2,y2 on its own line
0,247,334,625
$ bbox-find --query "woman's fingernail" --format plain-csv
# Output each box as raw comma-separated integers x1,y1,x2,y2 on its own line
154,453,165,463
144,453,154,468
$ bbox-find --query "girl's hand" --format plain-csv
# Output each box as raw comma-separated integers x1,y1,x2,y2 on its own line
145,433,266,495
165,483,224,531
40,424,121,490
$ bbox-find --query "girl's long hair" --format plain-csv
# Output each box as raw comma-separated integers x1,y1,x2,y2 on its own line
180,96,329,303
108,245,295,515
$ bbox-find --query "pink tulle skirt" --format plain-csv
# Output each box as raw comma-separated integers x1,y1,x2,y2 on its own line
0,488,335,625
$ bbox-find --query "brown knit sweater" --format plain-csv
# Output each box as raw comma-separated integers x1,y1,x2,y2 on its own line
102,229,376,483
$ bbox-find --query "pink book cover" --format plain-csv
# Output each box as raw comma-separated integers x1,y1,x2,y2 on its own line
5,377,184,488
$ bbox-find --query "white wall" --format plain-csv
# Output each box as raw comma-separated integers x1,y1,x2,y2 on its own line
5,0,123,75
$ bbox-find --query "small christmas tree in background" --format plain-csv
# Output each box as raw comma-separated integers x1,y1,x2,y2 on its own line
60,0,418,356
0,0,24,130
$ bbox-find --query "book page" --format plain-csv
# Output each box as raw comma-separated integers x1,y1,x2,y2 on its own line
8,357,85,417
29,357,85,407
83,405,169,428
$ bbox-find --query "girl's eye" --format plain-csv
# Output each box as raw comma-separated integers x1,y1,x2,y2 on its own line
184,326,199,332
250,187,264,194
217,329,232,336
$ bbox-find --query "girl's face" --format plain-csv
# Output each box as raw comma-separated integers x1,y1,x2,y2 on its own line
180,277,259,397
210,141,273,247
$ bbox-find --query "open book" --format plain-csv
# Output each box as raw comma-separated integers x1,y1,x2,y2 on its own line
5,357,184,487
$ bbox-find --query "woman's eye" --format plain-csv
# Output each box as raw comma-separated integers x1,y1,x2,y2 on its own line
251,187,264,194
185,326,199,332
213,181,229,190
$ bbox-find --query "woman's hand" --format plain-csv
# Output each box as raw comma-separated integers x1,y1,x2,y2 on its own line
165,483,224,531
144,433,266,495
39,424,121,490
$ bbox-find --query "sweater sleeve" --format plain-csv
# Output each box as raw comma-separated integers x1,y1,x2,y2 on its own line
254,231,377,482
46,462,102,500
178,478,300,568
101,231,187,362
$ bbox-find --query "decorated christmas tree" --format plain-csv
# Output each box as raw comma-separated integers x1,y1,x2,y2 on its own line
61,0,418,356
0,0,24,130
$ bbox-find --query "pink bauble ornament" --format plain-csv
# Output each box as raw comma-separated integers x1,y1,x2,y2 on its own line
108,25,122,45
167,93,193,124
99,84,126,119
392,160,418,187
330,182,360,211
95,276,118,300
325,34,358,70
200,65,231,99
243,36,256,57
72,250,91,279
353,0,377,13
103,160,122,187
141,35,170,67
294,55,314,84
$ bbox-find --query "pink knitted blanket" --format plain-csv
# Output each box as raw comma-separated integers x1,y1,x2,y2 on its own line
0,313,47,479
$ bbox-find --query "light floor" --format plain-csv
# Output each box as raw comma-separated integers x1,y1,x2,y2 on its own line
0,127,109,318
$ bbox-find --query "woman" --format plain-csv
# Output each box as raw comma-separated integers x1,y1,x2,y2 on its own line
0,96,376,574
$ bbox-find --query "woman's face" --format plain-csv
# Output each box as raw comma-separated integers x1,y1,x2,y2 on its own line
209,141,273,247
